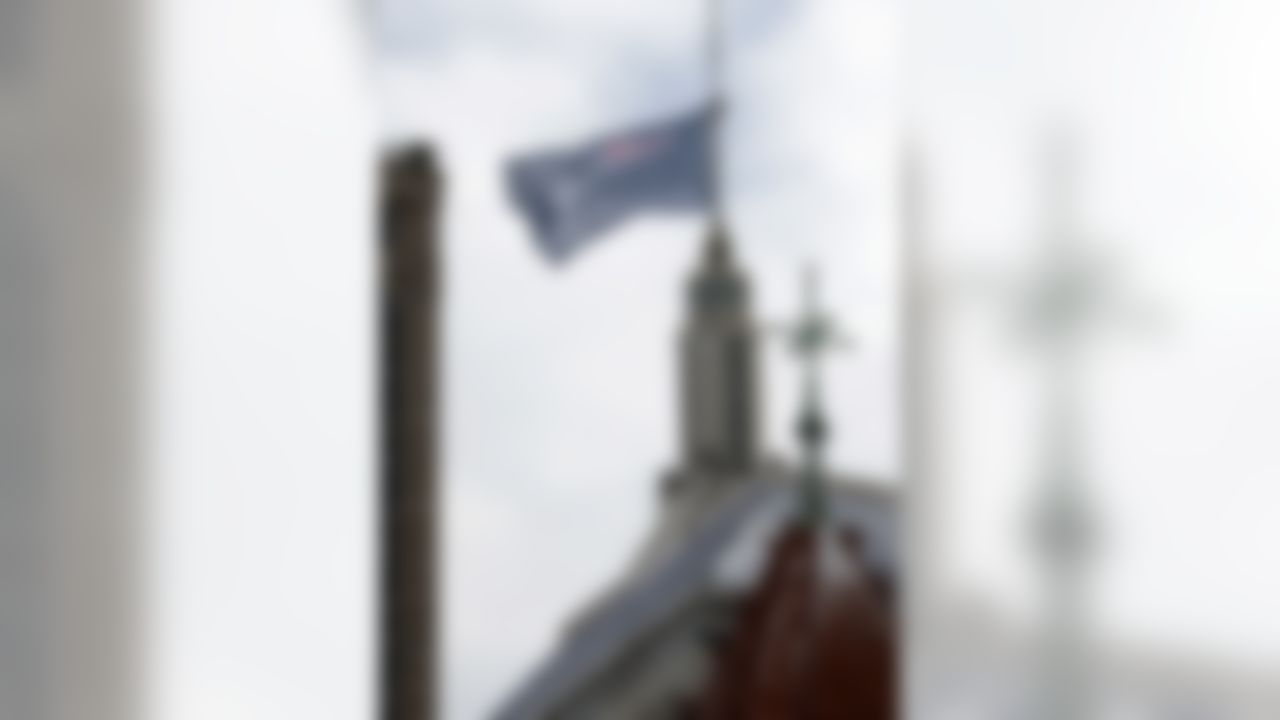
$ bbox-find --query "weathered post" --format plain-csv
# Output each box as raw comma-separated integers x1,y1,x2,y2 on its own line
378,145,442,720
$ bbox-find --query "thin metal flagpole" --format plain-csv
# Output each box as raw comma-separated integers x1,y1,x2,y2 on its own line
706,0,729,234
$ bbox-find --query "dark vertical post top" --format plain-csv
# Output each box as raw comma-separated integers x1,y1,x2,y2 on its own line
382,147,441,302
379,144,442,720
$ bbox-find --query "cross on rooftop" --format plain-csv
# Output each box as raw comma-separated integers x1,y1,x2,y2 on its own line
780,266,853,525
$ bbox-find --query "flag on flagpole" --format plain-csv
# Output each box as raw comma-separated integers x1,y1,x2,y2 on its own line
507,106,714,263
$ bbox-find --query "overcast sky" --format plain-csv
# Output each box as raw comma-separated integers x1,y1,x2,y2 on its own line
151,1,1280,718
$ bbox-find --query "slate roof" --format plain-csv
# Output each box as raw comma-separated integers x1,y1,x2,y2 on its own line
493,475,897,720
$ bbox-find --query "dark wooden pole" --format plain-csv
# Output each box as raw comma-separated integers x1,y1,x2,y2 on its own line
379,145,442,720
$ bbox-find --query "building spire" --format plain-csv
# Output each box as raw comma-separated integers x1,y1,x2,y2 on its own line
680,223,759,477
674,0,759,481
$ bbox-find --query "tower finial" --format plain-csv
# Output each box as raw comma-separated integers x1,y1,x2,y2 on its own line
703,218,733,268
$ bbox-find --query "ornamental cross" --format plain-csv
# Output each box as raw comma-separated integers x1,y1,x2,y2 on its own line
779,266,853,524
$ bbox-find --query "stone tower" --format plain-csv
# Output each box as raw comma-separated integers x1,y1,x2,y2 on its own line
680,226,760,476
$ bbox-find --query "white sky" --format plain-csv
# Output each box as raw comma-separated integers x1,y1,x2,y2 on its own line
148,1,1280,719
149,1,376,718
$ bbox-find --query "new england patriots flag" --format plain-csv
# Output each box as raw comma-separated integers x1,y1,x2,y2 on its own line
507,107,714,263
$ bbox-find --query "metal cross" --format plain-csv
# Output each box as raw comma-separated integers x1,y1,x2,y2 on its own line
779,266,853,525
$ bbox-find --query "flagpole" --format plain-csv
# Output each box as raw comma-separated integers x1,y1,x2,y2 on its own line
706,0,729,244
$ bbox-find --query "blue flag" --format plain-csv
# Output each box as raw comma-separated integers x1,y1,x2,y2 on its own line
507,107,714,263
